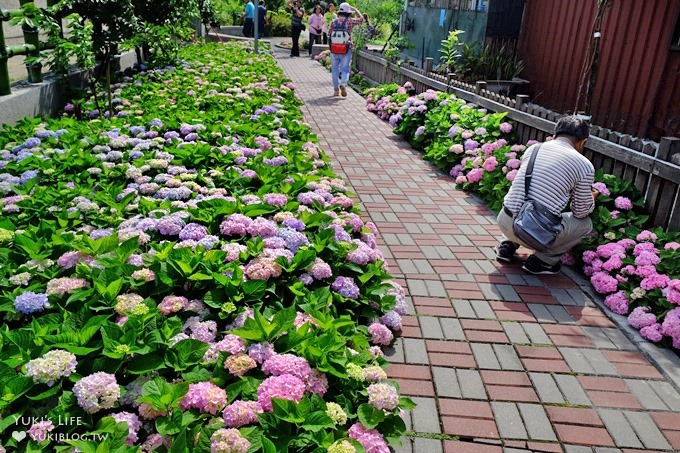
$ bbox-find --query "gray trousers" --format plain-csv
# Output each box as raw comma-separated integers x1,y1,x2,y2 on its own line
497,209,593,265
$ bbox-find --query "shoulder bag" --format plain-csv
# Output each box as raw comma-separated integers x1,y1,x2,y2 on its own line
512,144,563,252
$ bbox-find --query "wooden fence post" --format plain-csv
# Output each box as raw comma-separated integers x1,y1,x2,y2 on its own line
515,94,529,108
424,57,433,74
656,137,680,163
475,81,486,94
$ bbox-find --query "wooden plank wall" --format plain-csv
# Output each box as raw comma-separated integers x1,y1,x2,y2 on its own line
356,50,680,231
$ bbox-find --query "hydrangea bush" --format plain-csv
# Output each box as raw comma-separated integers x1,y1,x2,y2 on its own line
365,81,680,350
0,43,414,452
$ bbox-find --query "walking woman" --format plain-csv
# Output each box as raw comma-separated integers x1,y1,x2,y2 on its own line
322,2,336,44
308,4,324,56
288,0,305,57
328,2,363,96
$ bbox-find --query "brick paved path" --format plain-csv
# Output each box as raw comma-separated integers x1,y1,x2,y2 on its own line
274,51,680,453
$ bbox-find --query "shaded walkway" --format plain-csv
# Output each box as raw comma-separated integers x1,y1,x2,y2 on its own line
274,50,680,452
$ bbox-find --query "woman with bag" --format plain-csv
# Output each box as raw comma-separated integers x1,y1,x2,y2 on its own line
328,2,363,97
288,0,305,57
308,5,324,56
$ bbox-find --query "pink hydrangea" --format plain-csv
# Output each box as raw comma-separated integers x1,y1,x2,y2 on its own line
73,372,120,413
499,122,512,133
635,251,660,266
27,421,54,442
257,374,306,412
310,258,332,279
662,307,680,348
604,291,629,315
348,423,390,453
640,323,664,342
596,243,626,259
633,242,656,256
636,230,657,242
210,428,250,453
614,196,633,210
222,400,260,428
248,342,275,363
158,295,188,315
220,214,253,236
262,353,311,382
482,156,498,172
635,265,658,278
664,242,680,251
111,412,142,445
560,251,576,266
627,306,657,329
214,334,247,355
225,354,257,377
368,323,394,345
466,168,484,183
306,369,329,396
367,383,399,410
640,273,670,291
179,381,227,414
591,182,610,196
591,272,619,294
582,250,598,264
664,280,680,304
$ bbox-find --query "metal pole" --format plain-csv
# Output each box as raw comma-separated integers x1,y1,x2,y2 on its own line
0,17,9,95
253,1,258,54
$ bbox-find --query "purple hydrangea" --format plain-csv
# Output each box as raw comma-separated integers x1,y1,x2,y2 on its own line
332,276,360,299
15,291,48,314
73,372,120,413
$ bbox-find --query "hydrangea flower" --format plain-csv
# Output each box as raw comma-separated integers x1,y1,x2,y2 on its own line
604,291,629,315
27,420,54,442
225,354,257,377
332,276,360,299
25,349,77,385
367,323,393,345
111,412,142,445
73,372,120,413
348,423,390,453
222,400,260,428
210,428,250,453
179,381,227,414
326,402,348,425
15,291,48,314
614,196,633,210
262,353,311,382
367,383,399,410
257,374,306,412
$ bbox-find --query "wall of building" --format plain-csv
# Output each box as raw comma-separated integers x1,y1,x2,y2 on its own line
517,0,680,139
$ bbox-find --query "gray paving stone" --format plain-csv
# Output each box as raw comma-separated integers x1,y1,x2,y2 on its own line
403,338,429,364
441,234,460,246
584,349,618,376
471,300,496,319
566,288,595,307
517,403,557,441
393,438,413,453
593,449,621,453
492,402,528,439
581,327,617,349
651,381,680,411
413,438,442,453
432,366,462,398
623,410,671,450
453,300,476,318
598,409,642,448
383,233,401,245
624,379,668,410
455,235,473,246
461,260,485,274
545,305,575,323
413,259,435,274
564,446,593,453
397,259,419,274
503,322,530,344
493,344,524,371
476,260,498,274
601,328,637,351
523,275,545,286
397,233,416,245
420,316,445,340
407,279,428,297
504,449,531,453
411,397,442,433
472,343,501,370
521,323,552,344
479,283,503,301
384,338,405,363
560,348,594,373
457,369,487,399
506,274,528,286
425,280,447,297
527,304,556,323
529,372,565,404
554,374,591,406
440,318,466,341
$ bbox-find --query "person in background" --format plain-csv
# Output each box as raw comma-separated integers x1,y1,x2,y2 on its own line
495,116,597,274
362,13,377,39
241,0,255,38
258,0,267,38
328,2,363,97
288,0,305,57
308,4,324,56
322,2,336,44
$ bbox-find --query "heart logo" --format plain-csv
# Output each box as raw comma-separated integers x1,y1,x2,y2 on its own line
12,430,26,442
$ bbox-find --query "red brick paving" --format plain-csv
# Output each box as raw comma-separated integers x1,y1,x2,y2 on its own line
276,52,680,452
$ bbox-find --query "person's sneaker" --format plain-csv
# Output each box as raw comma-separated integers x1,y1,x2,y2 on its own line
494,241,517,263
522,255,561,275
340,85,347,97
333,89,340,96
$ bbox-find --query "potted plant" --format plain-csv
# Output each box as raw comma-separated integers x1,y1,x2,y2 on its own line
24,55,43,83
455,42,528,96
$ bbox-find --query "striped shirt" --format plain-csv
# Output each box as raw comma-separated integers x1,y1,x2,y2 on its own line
503,138,595,219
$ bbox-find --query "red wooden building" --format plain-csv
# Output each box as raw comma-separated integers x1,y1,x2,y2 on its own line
517,0,680,140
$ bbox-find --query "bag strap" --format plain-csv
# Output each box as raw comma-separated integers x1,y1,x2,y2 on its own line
524,143,542,199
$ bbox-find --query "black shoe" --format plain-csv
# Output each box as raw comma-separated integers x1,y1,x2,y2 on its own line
522,255,561,275
495,241,518,263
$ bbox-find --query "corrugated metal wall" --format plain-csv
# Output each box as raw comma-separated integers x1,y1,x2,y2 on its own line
517,0,680,139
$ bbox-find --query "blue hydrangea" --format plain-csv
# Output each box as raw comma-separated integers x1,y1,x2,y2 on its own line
23,138,41,148
282,218,305,231
15,291,48,314
20,170,38,185
277,227,309,252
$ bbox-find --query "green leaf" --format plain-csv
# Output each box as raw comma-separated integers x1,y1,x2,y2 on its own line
357,403,385,429
261,437,277,453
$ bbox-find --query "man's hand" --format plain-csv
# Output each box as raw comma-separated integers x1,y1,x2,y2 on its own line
592,189,600,200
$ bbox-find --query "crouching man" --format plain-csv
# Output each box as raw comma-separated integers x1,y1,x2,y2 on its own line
495,116,598,275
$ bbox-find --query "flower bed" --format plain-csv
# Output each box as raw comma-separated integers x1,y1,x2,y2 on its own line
0,42,412,452
365,82,680,351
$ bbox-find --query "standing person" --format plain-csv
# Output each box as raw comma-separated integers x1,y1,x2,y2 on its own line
241,0,255,38
328,2,363,97
308,5,324,56
322,2,337,44
288,0,305,57
495,116,597,274
257,0,267,38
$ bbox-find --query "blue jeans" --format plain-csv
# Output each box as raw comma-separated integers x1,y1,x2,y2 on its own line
331,51,352,90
